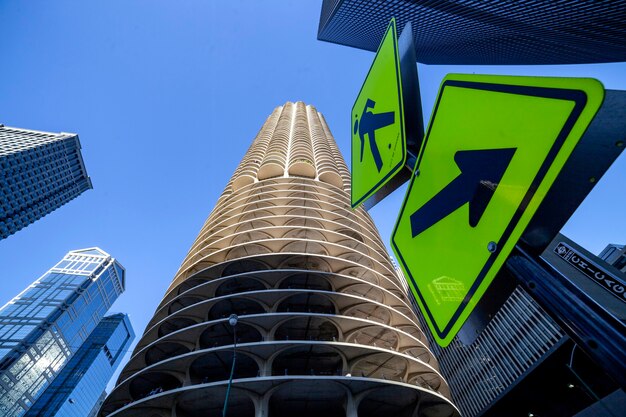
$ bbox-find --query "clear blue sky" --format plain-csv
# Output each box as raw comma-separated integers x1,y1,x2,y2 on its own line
1,1,625,390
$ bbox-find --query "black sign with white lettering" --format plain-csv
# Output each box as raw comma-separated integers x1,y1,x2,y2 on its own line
554,242,626,304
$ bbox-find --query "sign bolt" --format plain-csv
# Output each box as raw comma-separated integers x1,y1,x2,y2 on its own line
487,241,497,253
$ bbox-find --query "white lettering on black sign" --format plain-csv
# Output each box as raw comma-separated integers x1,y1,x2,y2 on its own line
554,242,626,304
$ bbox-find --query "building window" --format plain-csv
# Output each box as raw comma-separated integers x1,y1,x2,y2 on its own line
613,255,626,271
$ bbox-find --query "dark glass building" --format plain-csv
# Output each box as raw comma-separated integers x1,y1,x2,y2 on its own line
318,0,626,65
25,314,134,417
0,248,127,416
0,125,92,240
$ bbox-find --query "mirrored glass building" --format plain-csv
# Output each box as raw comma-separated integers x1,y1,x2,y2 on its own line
25,313,134,417
100,102,459,417
0,248,129,416
0,125,92,240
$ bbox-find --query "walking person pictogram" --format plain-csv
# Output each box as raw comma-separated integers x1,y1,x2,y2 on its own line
354,98,395,172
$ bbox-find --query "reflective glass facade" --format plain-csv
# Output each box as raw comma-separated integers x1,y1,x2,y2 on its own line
25,314,134,417
318,0,626,65
0,125,92,240
0,248,125,416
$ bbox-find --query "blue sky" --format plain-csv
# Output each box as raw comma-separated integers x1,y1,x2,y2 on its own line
1,1,625,390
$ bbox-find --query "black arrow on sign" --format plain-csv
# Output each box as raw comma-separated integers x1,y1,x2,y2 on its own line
410,148,517,238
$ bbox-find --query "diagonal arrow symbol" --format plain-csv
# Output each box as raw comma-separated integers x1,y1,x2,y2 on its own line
410,148,517,238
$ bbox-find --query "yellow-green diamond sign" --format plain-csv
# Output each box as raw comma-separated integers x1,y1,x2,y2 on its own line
391,74,604,347
351,18,406,208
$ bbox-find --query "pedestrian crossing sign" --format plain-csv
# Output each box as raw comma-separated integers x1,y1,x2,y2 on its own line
351,18,406,208
391,74,605,346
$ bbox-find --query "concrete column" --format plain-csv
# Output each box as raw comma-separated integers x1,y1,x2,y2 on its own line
256,391,270,417
345,392,358,417
411,394,422,417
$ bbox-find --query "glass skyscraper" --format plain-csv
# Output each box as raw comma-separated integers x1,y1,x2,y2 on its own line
0,125,92,240
0,248,127,417
25,313,135,417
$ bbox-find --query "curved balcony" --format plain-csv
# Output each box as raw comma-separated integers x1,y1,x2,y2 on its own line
106,338,449,410
196,179,374,232
137,286,420,353
288,102,316,178
101,376,458,417
150,268,411,327
258,103,293,180
187,183,382,252
232,106,281,191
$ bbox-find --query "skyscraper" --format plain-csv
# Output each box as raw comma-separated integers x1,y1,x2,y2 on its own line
0,125,92,240
0,248,126,416
599,243,626,274
317,0,626,65
100,102,459,417
25,313,135,417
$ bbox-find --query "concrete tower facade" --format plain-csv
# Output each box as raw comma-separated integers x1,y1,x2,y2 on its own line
100,102,458,417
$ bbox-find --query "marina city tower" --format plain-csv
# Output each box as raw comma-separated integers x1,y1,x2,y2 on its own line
100,102,459,417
